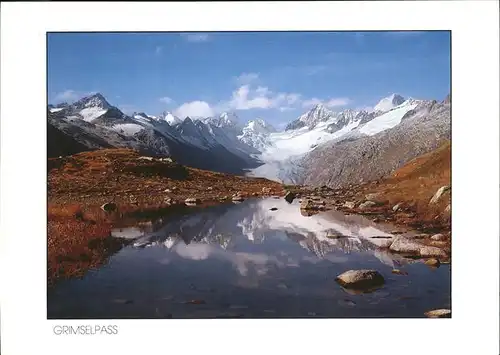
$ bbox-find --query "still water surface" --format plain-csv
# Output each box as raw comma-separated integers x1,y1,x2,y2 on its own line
47,198,451,319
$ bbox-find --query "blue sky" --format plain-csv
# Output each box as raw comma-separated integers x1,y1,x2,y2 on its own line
48,31,450,129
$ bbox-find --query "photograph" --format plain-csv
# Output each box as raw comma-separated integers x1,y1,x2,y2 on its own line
46,30,452,319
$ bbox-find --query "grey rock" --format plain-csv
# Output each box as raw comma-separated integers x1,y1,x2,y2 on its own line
185,198,201,205
365,193,381,201
284,191,296,203
335,270,385,289
389,237,423,254
424,258,441,267
424,309,451,318
300,199,315,210
343,201,356,209
419,246,447,258
359,200,377,209
429,185,451,204
431,233,445,241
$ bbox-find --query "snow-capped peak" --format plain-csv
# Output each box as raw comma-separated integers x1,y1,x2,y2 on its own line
243,119,276,134
373,94,406,112
74,93,111,110
285,104,336,131
199,112,241,130
157,111,182,125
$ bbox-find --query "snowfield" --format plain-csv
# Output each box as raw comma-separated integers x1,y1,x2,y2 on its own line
246,98,419,183
359,102,418,136
79,107,108,122
112,123,145,136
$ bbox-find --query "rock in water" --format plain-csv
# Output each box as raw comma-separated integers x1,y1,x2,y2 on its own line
185,198,201,205
300,199,314,210
419,246,447,258
424,309,451,318
232,195,244,202
284,191,296,203
269,207,278,211
101,202,117,212
429,185,450,204
424,258,441,267
335,270,385,290
389,236,423,254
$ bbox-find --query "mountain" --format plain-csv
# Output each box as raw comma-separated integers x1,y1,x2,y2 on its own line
47,94,260,174
156,111,182,125
285,104,336,131
373,93,406,112
238,119,276,152
47,92,449,181
297,98,451,188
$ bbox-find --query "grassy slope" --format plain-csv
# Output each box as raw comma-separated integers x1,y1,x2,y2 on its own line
47,148,284,285
360,140,451,230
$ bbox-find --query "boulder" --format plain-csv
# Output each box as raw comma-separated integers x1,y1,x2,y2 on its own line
424,309,451,318
284,191,296,203
431,233,445,241
270,207,278,211
392,203,402,212
100,202,117,212
165,198,179,205
424,258,441,267
429,185,450,204
232,195,244,202
389,237,423,254
419,246,447,258
365,193,381,201
300,199,315,210
343,201,356,209
185,198,201,205
359,201,377,209
335,270,385,290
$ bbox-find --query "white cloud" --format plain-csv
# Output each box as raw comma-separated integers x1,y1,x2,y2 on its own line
302,97,351,108
155,46,163,55
235,72,259,85
174,100,214,118
53,89,99,103
159,96,173,104
325,97,351,107
180,33,210,42
223,85,302,112
54,89,78,102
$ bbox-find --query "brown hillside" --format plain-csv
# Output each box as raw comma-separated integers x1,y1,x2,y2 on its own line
359,140,451,231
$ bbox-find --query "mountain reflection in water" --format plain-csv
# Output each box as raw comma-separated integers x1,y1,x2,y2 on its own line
48,198,451,319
